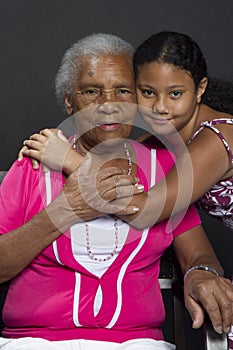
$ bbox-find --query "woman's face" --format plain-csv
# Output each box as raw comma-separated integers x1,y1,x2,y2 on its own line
64,53,136,153
136,62,205,138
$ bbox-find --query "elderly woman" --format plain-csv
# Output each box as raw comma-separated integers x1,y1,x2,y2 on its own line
0,33,232,350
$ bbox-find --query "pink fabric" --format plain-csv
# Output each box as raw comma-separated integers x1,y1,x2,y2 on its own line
0,142,200,342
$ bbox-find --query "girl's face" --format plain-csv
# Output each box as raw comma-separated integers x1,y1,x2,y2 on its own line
136,62,206,139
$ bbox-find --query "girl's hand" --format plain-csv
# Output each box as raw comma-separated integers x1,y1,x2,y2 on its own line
18,128,84,174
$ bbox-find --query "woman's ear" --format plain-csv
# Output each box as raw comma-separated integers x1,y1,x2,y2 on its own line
197,77,208,103
64,94,74,115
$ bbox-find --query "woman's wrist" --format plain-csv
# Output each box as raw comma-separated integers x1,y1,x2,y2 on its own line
184,264,221,282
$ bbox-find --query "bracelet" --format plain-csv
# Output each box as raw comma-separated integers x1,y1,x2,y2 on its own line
184,264,220,282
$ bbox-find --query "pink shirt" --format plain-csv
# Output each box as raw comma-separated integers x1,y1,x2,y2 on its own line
0,141,200,342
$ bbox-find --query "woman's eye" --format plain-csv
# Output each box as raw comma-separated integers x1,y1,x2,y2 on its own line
117,89,131,95
83,89,99,96
170,91,182,98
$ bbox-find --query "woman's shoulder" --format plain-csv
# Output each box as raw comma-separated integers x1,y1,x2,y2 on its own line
2,158,40,192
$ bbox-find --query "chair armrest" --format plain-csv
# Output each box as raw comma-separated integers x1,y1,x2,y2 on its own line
204,315,229,350
172,281,229,350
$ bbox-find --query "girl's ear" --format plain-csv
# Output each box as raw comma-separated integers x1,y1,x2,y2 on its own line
64,94,74,115
197,77,208,103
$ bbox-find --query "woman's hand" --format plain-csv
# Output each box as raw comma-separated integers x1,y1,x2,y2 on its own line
76,155,144,215
55,164,141,225
174,225,233,335
184,271,233,334
18,128,84,174
18,128,145,216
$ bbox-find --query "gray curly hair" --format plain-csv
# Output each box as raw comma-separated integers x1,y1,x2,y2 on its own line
55,33,134,108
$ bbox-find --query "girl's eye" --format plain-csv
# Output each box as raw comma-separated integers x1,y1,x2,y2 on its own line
141,89,155,97
170,91,182,98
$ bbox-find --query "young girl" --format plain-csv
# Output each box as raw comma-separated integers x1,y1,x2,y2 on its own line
132,31,233,349
131,31,233,232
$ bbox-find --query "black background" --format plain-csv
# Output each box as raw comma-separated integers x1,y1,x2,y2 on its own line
0,2,232,348
0,0,233,170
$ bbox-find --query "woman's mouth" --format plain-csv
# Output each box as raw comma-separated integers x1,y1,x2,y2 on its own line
99,123,120,130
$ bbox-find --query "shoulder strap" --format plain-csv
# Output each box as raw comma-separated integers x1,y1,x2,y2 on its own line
188,118,233,162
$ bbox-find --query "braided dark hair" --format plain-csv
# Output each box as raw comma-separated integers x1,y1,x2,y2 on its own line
133,31,233,114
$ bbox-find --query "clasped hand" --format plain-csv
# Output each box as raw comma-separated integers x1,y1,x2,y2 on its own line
18,128,143,216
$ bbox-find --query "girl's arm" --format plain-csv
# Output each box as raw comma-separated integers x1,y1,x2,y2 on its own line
118,123,233,228
18,124,233,228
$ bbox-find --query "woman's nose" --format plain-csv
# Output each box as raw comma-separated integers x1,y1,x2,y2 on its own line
97,101,119,114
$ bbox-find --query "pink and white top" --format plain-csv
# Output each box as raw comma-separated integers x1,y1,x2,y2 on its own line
0,141,200,342
189,118,233,229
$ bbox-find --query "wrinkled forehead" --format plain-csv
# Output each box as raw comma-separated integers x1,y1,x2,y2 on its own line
75,53,134,81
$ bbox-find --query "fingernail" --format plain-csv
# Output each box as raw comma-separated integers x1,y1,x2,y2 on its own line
18,156,22,161
132,207,139,212
135,184,144,191
57,130,63,139
225,327,231,334
215,326,223,334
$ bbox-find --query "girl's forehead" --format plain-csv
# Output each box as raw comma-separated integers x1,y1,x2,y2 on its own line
137,62,194,84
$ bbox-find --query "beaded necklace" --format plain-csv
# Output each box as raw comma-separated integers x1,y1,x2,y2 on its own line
72,137,132,262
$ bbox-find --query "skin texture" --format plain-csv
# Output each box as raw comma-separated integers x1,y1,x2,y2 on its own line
29,63,233,225
1,53,137,280
136,62,204,141
130,62,233,225
16,54,233,335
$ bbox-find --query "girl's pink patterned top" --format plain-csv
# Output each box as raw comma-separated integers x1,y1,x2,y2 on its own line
189,118,233,229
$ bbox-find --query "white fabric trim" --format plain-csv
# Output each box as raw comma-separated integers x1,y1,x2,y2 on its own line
44,170,63,265
150,149,156,187
106,228,150,328
94,285,103,316
45,171,52,206
73,271,82,327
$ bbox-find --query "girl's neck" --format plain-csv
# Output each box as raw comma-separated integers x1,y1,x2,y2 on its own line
166,104,202,155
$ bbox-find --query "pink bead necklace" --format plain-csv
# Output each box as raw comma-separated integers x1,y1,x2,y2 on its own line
84,141,132,262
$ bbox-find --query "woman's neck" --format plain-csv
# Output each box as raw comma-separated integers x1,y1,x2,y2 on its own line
75,138,137,176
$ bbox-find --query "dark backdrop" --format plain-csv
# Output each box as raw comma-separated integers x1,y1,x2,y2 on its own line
0,2,232,348
0,0,233,170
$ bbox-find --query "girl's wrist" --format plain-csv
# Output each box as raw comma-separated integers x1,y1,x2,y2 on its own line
63,149,84,175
